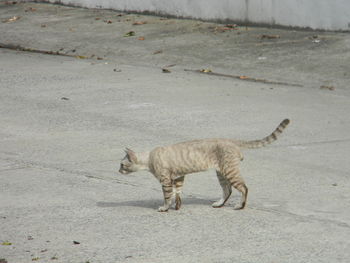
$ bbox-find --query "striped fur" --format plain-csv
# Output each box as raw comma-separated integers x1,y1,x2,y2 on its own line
237,119,290,149
119,119,290,212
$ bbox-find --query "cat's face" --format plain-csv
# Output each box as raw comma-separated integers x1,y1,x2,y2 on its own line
119,149,138,174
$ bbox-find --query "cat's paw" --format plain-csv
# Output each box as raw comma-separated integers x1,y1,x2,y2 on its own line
234,203,245,210
158,206,169,212
175,196,182,210
212,199,225,208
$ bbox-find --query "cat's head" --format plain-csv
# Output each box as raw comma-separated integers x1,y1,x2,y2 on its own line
119,148,139,174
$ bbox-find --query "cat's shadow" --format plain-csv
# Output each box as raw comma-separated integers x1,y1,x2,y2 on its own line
97,197,213,210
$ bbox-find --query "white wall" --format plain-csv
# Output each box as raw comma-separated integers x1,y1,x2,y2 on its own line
46,0,350,31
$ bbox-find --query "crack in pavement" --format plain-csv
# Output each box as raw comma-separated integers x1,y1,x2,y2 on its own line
250,205,350,229
0,166,30,172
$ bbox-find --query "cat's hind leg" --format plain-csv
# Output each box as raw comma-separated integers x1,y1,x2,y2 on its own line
212,171,232,208
222,157,248,209
227,173,248,210
174,176,185,210
159,175,173,212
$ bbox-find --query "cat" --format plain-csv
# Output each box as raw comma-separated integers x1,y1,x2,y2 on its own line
119,119,290,212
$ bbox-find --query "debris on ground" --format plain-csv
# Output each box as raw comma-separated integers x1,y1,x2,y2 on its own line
124,31,135,37
185,68,303,87
4,1,18,4
200,68,212,73
162,68,171,73
1,241,12,246
153,50,163,54
260,34,280,39
213,24,238,32
320,85,335,91
0,43,103,60
132,21,147,25
25,7,36,12
0,258,8,263
138,36,145,40
73,241,80,245
2,16,20,23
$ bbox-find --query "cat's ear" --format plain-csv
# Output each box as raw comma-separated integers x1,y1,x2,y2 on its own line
125,148,137,163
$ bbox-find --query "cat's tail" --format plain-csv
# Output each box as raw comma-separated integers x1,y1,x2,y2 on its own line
237,119,290,149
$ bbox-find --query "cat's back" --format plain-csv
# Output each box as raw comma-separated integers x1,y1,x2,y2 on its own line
149,138,240,173
153,138,238,154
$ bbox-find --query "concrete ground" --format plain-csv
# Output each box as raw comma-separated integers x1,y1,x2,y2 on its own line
0,2,350,263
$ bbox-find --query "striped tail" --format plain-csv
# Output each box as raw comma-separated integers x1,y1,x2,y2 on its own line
238,119,290,149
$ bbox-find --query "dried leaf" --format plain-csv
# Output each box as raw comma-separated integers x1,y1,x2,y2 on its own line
138,36,145,40
239,76,248,79
124,31,135,37
75,55,87,59
162,68,171,73
200,69,212,73
225,24,238,29
25,7,37,12
320,85,335,91
2,242,12,246
153,50,163,55
133,21,147,25
260,34,280,39
32,257,39,261
104,20,112,24
214,25,238,32
3,16,20,23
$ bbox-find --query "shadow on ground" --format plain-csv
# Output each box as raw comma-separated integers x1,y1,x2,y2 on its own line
96,197,213,210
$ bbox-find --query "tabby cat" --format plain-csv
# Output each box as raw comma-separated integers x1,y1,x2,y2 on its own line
119,119,290,212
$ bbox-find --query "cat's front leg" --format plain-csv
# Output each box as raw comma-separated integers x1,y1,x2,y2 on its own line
174,176,185,210
158,177,173,212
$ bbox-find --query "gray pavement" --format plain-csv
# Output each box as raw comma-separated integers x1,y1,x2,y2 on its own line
0,2,350,263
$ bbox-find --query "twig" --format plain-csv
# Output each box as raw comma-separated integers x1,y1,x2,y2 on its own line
0,43,100,60
184,69,303,87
